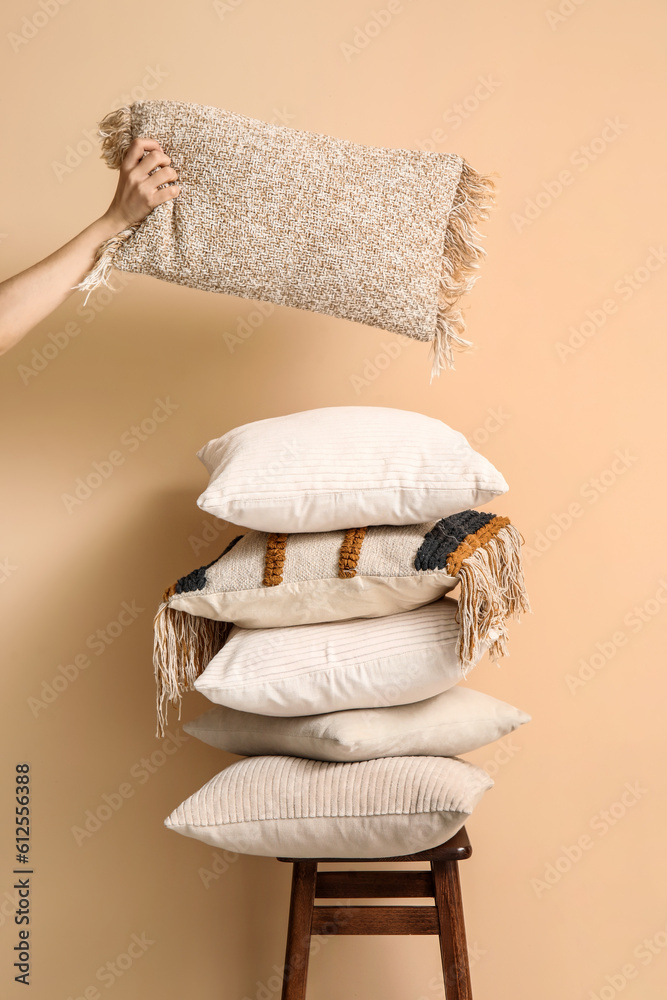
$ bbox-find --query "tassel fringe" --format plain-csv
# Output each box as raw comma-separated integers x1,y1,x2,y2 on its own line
153,590,231,737
98,105,134,168
73,106,138,300
456,523,531,671
73,225,139,303
431,160,495,379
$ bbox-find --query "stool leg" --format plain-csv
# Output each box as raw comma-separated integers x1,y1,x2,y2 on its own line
281,861,317,1000
431,859,473,1000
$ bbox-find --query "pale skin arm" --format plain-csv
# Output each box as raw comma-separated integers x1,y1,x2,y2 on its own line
0,138,181,356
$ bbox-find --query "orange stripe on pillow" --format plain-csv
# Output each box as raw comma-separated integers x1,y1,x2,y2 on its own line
338,527,367,579
445,515,510,577
263,533,289,587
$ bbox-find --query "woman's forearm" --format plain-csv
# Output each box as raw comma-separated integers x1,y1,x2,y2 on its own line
0,136,180,357
0,211,128,356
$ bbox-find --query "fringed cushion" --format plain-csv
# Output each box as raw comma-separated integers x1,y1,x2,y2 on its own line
164,755,493,858
76,100,494,376
192,597,487,718
153,510,529,733
196,406,508,533
184,686,531,762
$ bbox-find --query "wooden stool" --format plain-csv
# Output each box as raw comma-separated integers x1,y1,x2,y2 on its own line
277,826,474,1000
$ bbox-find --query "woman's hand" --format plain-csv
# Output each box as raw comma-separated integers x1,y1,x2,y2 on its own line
0,137,180,356
103,137,181,231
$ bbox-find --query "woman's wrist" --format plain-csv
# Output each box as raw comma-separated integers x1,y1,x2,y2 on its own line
95,208,135,238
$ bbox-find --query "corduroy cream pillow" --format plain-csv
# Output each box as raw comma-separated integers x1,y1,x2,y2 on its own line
184,687,531,762
196,406,508,533
76,100,494,375
164,755,493,858
154,509,530,733
193,598,488,717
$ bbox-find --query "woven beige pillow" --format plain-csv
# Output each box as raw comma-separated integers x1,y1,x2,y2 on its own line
76,100,494,375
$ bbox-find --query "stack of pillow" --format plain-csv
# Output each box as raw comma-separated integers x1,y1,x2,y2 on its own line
158,406,530,858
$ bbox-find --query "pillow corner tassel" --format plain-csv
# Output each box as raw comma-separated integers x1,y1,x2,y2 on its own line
456,520,531,672
431,160,496,380
73,105,139,302
153,586,231,738
98,105,134,169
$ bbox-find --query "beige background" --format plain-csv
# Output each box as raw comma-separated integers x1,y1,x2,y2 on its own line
1,1,666,998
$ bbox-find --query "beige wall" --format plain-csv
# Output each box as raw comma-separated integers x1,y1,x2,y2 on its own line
1,1,666,997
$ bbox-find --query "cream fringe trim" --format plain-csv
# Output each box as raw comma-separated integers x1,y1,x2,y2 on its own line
153,598,231,737
456,523,531,671
98,105,134,168
73,107,138,301
74,225,139,303
431,160,495,379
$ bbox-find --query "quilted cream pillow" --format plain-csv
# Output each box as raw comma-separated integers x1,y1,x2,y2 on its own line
196,406,508,533
76,100,494,375
193,598,487,716
154,510,530,733
184,686,531,762
164,755,493,858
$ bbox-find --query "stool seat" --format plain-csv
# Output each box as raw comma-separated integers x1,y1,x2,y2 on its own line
276,826,475,999
277,825,472,863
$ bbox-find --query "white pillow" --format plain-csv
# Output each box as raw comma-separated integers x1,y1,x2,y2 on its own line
164,755,493,858
194,597,489,716
184,687,530,762
196,406,508,533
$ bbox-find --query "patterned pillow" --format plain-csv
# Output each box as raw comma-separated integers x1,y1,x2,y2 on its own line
76,101,494,376
164,755,493,858
154,510,529,733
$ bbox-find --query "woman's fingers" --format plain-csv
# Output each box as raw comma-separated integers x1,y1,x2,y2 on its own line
132,148,173,178
120,137,164,172
144,165,179,189
152,183,181,206
105,137,181,226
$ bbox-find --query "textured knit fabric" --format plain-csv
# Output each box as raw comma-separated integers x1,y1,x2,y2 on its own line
196,406,508,533
76,101,495,374
184,686,531,762
193,597,485,716
168,520,452,627
164,754,493,857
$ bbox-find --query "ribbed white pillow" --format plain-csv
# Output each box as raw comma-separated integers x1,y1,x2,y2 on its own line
194,597,489,716
196,407,508,533
184,686,530,762
164,755,493,858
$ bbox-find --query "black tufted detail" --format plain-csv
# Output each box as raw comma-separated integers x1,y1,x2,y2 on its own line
414,511,496,571
174,534,244,594
220,534,243,557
